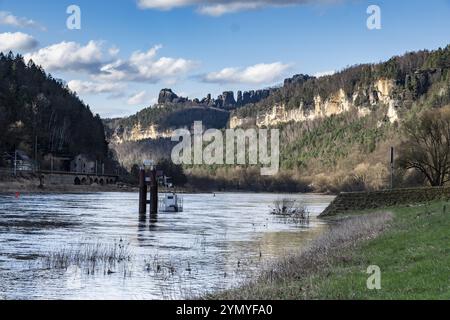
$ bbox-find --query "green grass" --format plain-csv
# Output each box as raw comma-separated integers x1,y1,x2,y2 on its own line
212,201,450,300
313,202,450,299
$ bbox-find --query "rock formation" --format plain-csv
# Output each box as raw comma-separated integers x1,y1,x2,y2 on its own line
157,88,272,109
284,74,313,86
158,89,188,104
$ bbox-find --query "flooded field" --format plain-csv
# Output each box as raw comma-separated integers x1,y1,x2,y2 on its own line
0,192,334,300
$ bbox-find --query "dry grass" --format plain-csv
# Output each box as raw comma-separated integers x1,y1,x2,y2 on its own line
209,211,393,300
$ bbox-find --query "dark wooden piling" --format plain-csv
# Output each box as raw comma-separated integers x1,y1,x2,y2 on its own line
139,168,148,215
150,168,158,215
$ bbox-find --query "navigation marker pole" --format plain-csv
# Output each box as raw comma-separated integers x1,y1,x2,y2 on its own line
139,167,148,215
390,147,395,190
150,168,158,215
139,160,158,217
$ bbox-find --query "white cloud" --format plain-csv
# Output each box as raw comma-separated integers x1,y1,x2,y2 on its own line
202,62,291,84
0,32,38,52
127,91,150,105
97,44,197,83
198,2,264,16
137,0,199,11
137,0,337,16
68,80,125,95
109,46,120,56
24,41,111,73
0,11,46,31
314,70,335,78
24,41,196,96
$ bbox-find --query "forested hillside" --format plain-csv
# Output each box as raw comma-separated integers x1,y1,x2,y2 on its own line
116,104,230,132
108,45,450,192
234,45,450,119
0,53,108,165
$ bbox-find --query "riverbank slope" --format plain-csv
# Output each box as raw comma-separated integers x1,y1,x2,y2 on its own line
212,201,450,299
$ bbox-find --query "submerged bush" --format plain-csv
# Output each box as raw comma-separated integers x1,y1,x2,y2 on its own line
270,199,310,223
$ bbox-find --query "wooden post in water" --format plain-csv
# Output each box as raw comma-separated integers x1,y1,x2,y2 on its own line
139,167,148,215
150,168,158,215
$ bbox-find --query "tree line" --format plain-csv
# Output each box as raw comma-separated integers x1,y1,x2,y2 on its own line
0,52,109,166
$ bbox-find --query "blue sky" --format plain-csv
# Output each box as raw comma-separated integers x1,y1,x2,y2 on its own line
0,0,449,118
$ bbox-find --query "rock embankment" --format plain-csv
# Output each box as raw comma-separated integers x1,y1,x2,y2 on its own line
320,186,450,216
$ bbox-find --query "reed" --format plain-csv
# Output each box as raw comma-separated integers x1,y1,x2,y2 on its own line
41,240,132,274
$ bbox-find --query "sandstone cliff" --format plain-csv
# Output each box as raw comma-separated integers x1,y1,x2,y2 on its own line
112,123,174,144
230,79,400,129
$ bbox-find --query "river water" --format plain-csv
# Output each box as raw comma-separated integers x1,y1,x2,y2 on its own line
0,192,334,300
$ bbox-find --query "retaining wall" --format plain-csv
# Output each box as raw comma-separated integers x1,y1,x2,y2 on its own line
320,187,450,216
43,173,118,185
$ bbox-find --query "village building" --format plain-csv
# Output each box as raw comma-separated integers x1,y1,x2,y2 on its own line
42,154,72,172
70,154,97,174
2,150,35,172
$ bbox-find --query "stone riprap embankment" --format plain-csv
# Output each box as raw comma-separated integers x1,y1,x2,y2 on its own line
320,187,450,216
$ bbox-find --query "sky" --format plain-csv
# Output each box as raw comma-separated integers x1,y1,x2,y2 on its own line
0,0,450,118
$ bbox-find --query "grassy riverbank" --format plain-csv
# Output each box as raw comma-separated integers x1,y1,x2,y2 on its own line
212,200,450,300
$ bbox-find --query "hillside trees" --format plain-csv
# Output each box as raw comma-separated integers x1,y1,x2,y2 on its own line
0,53,108,162
233,45,450,119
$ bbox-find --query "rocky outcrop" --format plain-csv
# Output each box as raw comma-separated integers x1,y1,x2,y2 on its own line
112,123,173,144
240,90,271,105
157,88,272,109
237,91,243,105
230,79,399,129
200,94,214,107
218,91,236,108
158,89,188,104
229,116,256,129
284,74,313,86
158,89,177,104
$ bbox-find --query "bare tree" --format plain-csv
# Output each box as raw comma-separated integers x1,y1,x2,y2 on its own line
399,106,450,186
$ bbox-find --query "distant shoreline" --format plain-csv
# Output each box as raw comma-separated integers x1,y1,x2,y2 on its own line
0,180,332,196
0,179,137,194
0,177,335,195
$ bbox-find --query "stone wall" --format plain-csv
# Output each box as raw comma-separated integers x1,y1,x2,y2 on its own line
43,173,118,186
320,187,450,217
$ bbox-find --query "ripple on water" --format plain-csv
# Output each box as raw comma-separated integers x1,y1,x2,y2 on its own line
0,192,333,299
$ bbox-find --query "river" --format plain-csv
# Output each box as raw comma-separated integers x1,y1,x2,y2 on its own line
0,192,334,300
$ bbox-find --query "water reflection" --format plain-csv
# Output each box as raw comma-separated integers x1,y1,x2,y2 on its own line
0,192,334,299
149,213,158,230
